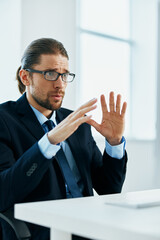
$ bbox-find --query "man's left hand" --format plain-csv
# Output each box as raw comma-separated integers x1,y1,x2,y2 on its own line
87,91,127,146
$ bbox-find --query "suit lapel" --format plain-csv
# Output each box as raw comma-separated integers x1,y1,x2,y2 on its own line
15,93,45,140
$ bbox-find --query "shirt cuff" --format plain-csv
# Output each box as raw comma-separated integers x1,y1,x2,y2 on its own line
38,133,60,159
105,136,126,159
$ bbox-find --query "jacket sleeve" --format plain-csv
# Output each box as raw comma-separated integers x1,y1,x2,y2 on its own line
0,116,52,212
89,127,128,195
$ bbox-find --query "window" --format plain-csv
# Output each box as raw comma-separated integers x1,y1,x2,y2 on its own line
76,0,157,139
77,0,131,136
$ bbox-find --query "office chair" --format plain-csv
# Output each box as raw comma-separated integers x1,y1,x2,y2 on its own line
0,208,31,240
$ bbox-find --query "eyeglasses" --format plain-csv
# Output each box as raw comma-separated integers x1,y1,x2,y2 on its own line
24,68,75,83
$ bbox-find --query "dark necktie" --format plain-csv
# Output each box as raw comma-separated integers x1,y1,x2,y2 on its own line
43,120,83,198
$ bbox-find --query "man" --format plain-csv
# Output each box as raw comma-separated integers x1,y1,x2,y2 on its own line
0,38,127,240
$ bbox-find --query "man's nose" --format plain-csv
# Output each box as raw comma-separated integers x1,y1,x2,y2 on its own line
53,75,64,87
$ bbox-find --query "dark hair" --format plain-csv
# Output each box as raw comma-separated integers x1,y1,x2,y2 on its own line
16,38,69,94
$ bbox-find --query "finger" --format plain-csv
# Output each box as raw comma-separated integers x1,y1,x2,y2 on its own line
121,102,127,117
116,94,121,114
71,104,97,121
100,94,108,116
73,114,93,127
109,91,115,112
86,118,101,132
57,102,97,130
77,98,97,111
66,98,97,120
48,115,93,144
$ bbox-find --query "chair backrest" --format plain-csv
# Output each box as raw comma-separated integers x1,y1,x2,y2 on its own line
0,208,31,240
0,224,2,239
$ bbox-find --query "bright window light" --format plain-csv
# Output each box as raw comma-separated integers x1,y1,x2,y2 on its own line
77,0,130,137
80,0,130,39
79,33,130,135
77,0,157,140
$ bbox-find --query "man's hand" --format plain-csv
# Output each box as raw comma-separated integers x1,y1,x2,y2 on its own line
47,98,97,145
87,92,127,146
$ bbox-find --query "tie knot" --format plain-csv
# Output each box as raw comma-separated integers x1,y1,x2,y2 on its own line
43,120,55,132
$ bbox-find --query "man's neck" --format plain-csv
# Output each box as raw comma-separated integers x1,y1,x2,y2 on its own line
26,92,53,118
30,104,56,126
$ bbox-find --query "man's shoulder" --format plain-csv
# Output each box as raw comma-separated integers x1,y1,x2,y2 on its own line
0,94,27,115
0,102,18,127
0,100,16,112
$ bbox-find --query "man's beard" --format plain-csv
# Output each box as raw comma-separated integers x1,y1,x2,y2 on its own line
31,91,65,111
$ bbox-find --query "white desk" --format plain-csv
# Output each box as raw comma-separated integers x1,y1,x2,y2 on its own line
15,189,160,240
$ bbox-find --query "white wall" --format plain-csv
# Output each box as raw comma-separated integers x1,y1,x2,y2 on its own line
0,0,77,109
0,0,21,102
21,0,77,110
1,0,160,193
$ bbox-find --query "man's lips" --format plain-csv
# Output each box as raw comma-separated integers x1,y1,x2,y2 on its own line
50,94,63,101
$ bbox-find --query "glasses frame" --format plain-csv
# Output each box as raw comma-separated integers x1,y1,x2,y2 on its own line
24,68,75,82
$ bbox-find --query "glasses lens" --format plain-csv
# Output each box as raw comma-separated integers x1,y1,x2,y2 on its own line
62,73,69,82
45,71,58,80
63,73,74,82
45,71,74,82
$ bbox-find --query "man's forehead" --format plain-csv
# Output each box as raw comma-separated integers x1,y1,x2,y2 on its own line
36,54,69,69
39,54,68,62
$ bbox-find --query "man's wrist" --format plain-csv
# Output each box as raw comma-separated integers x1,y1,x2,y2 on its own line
105,136,126,159
106,137,122,146
38,133,60,159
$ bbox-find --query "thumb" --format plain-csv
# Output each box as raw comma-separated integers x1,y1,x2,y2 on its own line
86,119,100,132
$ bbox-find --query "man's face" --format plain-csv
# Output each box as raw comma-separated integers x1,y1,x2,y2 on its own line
25,54,68,115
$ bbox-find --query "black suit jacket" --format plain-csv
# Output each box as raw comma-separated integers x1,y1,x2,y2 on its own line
0,93,127,240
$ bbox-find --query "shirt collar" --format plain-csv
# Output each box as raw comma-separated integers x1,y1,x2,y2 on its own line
30,105,57,126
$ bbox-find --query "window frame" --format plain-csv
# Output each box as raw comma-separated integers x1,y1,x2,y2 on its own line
76,0,158,141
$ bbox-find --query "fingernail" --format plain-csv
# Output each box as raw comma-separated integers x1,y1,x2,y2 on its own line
91,98,97,101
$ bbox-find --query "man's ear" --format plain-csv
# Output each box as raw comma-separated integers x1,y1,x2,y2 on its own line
19,69,31,86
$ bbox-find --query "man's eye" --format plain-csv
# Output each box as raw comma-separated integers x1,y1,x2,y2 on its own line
47,71,55,76
63,73,68,76
63,73,69,78
45,71,58,79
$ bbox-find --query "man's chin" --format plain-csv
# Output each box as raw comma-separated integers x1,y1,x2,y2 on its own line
51,101,63,110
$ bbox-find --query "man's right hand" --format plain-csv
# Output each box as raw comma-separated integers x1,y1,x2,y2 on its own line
47,98,97,145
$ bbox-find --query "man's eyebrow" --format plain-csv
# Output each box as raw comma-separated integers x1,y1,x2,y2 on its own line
44,68,70,73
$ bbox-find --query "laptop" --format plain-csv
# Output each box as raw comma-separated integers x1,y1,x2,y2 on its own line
105,189,160,208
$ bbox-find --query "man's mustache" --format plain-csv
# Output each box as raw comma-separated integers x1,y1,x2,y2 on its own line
48,90,65,97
